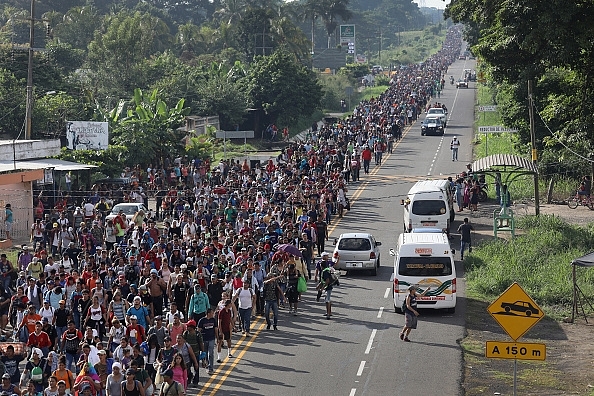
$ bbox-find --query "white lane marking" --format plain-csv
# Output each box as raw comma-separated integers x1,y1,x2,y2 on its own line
377,307,384,318
356,361,366,376
365,329,377,354
389,273,394,282
384,287,391,299
349,389,357,396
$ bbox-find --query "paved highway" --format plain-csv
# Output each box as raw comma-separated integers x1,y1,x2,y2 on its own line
197,56,477,396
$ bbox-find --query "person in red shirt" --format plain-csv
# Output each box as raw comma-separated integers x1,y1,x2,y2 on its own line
27,321,52,356
361,145,372,174
125,315,145,345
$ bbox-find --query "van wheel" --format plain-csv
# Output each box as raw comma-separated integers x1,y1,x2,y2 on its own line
394,303,398,313
377,258,380,268
371,266,377,276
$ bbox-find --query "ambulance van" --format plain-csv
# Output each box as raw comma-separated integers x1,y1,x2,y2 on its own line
390,232,457,313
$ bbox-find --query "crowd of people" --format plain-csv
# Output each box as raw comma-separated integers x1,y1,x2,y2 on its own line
0,26,462,396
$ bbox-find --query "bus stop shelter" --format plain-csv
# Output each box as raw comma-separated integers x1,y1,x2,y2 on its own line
471,154,539,238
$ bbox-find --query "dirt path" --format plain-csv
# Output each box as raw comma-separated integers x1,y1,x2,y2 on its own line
456,201,594,395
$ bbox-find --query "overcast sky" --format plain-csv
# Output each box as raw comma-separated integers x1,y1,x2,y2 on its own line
414,0,450,9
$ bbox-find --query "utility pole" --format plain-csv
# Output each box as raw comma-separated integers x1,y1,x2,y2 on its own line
528,80,540,215
25,0,35,140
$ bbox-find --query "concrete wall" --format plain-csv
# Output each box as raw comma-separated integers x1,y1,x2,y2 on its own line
0,139,61,161
0,182,34,243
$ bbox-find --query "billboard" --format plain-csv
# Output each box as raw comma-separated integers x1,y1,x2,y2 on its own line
66,121,109,150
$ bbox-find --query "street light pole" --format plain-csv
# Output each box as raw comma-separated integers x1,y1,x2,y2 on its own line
25,0,35,140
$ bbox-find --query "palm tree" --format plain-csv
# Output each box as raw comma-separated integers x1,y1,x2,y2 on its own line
317,0,352,48
215,0,247,26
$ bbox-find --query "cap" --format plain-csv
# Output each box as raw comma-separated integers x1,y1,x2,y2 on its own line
1,374,10,379
97,349,107,355
126,368,136,376
133,296,141,302
81,384,91,391
43,317,49,322
211,274,218,279
150,269,158,275
407,285,417,291
186,320,197,327
321,252,329,257
22,246,29,250
155,315,162,321
130,315,138,320
161,368,174,378
59,300,65,304
112,362,122,371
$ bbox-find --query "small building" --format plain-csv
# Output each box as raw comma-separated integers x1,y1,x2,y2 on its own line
0,139,96,245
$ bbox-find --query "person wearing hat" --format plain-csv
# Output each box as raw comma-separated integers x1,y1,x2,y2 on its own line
24,348,47,392
105,362,123,396
125,315,145,345
126,296,150,330
0,372,18,394
158,368,184,396
187,284,209,323
146,269,167,316
400,284,431,342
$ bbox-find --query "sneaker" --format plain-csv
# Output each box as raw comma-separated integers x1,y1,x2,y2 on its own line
273,325,278,330
293,311,297,316
208,371,214,375
228,353,233,358
404,337,410,342
266,324,271,330
400,332,404,341
216,359,222,363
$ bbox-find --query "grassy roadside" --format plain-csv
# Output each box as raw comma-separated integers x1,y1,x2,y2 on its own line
463,84,594,395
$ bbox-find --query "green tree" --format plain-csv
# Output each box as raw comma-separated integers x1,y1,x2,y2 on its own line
53,6,101,51
243,48,322,127
33,92,86,139
101,88,190,165
0,68,25,138
87,10,173,97
317,0,352,48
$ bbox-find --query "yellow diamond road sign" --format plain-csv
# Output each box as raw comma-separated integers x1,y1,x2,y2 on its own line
487,282,544,341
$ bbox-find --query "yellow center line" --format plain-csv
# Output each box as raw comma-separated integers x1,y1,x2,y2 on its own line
196,317,263,395
196,121,417,394
327,123,414,235
205,320,268,395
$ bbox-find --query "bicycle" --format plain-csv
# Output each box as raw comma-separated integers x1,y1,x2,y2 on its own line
567,192,594,210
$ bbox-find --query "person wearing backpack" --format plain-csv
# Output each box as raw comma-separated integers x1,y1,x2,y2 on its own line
231,282,255,335
23,348,50,392
158,369,184,396
399,285,431,342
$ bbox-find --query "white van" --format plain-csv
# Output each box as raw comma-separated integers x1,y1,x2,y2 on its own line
390,232,457,313
402,179,455,233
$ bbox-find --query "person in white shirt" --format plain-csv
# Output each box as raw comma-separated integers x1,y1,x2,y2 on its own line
450,136,461,161
83,201,95,220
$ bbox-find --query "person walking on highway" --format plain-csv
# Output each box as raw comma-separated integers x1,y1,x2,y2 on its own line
361,145,372,174
400,285,431,342
457,217,474,260
450,136,460,161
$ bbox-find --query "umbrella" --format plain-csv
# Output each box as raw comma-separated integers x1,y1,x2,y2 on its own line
276,243,302,258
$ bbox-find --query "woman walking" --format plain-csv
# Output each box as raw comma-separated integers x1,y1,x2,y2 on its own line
400,285,431,342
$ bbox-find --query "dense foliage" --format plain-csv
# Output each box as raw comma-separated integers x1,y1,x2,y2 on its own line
446,0,594,178
0,0,441,166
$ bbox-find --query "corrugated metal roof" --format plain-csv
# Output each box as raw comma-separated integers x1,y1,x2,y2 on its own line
472,154,538,173
0,158,97,174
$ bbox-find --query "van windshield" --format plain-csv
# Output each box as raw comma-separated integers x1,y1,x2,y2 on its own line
411,200,446,216
398,257,453,276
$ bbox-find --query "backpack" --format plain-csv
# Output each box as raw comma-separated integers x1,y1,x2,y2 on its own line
401,297,408,314
322,268,339,286
31,365,43,381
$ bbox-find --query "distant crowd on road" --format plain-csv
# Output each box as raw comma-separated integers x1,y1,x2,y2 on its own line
2,25,464,395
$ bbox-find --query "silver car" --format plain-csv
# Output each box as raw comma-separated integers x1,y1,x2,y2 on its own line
105,203,149,222
332,233,382,276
